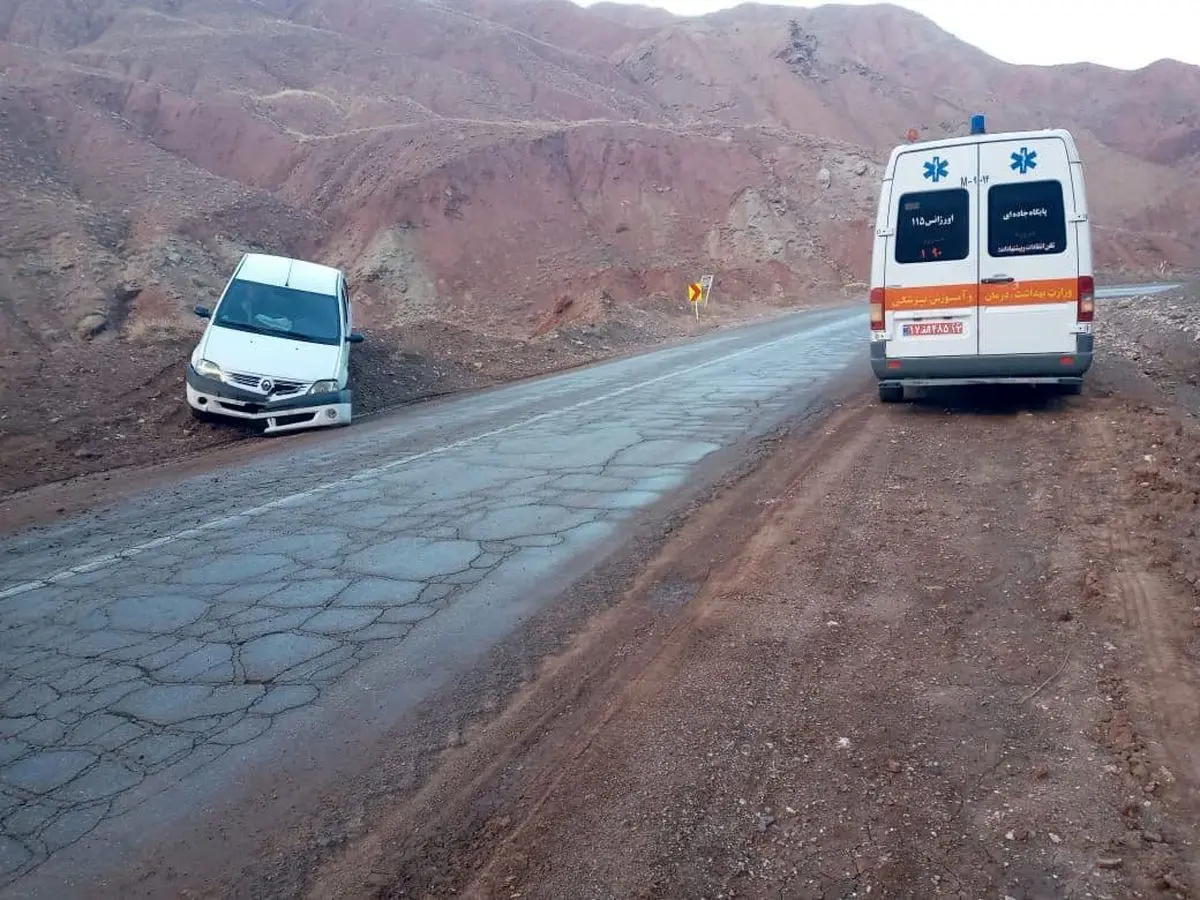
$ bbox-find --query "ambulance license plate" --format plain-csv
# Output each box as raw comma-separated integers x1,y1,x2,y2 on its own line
903,321,964,337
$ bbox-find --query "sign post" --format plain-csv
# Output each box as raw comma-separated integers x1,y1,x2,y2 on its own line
687,281,703,319
700,274,714,308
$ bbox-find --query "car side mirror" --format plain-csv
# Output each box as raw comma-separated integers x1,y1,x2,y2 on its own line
193,305,211,319
347,332,365,344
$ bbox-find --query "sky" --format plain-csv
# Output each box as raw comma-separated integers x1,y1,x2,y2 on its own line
578,0,1200,70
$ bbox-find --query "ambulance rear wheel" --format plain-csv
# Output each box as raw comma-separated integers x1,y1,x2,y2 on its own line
879,384,904,404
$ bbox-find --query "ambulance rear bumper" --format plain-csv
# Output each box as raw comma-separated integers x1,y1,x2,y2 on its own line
871,334,1093,384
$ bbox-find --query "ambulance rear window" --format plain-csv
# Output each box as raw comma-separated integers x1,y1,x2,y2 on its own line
894,188,970,264
988,180,1067,257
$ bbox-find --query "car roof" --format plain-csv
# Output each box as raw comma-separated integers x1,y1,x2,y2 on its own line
235,253,342,295
887,128,1081,169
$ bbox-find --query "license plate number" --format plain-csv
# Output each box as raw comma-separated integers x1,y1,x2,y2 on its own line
903,321,964,337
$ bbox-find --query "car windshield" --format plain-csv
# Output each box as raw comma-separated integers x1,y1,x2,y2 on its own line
213,279,342,346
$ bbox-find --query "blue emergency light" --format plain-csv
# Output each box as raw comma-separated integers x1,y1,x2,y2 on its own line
970,114,986,135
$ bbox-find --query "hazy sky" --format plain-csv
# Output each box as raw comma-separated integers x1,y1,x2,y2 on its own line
580,0,1200,70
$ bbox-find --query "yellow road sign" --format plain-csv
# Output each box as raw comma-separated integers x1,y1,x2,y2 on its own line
688,282,703,303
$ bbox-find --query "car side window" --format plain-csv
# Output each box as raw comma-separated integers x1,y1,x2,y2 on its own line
340,282,349,325
894,188,970,264
987,180,1067,257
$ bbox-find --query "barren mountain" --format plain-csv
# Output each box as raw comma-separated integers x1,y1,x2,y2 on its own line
1,0,1198,490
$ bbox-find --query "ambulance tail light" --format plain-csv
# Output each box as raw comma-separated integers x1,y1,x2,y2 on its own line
869,287,886,331
1077,275,1094,322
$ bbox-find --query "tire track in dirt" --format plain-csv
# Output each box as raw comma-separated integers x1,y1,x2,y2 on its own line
1077,408,1200,893
1116,570,1200,786
864,400,1099,896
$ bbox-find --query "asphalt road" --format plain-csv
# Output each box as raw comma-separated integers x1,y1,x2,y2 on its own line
1094,282,1178,298
0,284,1175,897
0,304,868,897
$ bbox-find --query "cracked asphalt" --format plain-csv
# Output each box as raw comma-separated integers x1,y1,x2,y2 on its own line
0,305,863,897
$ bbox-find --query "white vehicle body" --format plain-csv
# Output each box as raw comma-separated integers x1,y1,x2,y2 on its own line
185,253,364,434
868,122,1095,402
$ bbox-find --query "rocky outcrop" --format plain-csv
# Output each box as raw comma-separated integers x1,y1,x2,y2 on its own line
0,0,1198,354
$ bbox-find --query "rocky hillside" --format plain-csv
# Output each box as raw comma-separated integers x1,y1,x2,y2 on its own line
1,0,1198,354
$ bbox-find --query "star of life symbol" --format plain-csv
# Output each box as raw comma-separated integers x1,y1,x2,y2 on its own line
1010,147,1038,174
923,156,949,183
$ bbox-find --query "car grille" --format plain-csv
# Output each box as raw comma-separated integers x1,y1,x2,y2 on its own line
226,371,306,397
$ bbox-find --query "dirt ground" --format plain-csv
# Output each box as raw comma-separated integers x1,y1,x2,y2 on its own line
0,296,801,502
270,290,1200,900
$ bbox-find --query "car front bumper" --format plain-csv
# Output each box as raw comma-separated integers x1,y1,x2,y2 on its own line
185,365,352,434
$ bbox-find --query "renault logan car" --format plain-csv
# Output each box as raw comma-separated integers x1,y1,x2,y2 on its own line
186,253,364,434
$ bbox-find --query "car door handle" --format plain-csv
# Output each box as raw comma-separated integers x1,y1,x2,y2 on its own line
981,276,1014,284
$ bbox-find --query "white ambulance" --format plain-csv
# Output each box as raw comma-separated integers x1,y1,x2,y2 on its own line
868,117,1094,403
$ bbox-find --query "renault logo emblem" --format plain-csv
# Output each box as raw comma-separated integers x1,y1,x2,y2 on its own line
260,378,273,392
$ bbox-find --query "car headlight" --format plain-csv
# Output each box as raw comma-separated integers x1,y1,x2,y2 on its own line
195,359,223,379
308,379,339,395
